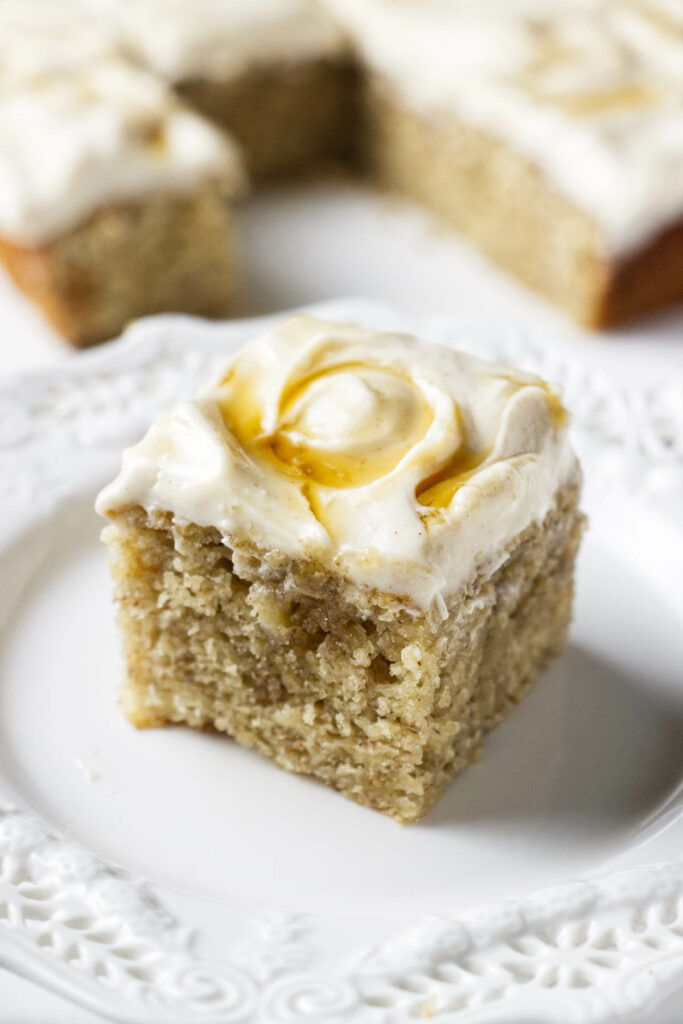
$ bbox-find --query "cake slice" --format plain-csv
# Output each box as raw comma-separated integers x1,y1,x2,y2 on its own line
97,315,584,823
0,59,244,348
117,0,358,179
326,0,683,327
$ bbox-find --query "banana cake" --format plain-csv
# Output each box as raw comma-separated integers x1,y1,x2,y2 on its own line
97,315,585,823
326,0,683,326
0,58,244,348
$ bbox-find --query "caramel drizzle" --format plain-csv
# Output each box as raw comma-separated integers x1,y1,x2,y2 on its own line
543,83,665,116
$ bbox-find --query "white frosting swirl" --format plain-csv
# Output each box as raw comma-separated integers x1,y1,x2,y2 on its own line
97,316,579,614
0,59,244,246
323,0,683,256
116,0,348,83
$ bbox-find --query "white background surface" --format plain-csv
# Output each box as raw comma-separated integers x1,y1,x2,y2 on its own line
1,182,682,1022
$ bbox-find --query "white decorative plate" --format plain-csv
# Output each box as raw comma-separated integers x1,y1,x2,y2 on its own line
0,299,682,1024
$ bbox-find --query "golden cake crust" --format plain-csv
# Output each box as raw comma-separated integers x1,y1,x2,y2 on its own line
0,188,239,348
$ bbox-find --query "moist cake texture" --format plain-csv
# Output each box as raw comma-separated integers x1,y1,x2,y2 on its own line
97,316,585,822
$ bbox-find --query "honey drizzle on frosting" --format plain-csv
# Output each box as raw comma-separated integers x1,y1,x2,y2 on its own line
219,359,435,493
218,337,568,520
417,449,491,510
416,379,566,510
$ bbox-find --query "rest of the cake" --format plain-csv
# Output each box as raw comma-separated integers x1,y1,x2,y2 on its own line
2,0,683,336
0,58,244,348
97,316,584,823
327,0,683,326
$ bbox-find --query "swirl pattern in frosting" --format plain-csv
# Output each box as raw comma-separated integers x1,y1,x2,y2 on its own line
260,363,435,489
97,316,578,613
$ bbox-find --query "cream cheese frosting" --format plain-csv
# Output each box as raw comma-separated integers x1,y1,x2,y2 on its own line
0,59,244,246
0,1,115,91
116,0,348,83
97,316,579,615
323,0,683,256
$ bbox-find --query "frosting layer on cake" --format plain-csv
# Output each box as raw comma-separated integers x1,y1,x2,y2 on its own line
117,0,347,83
0,0,114,91
97,316,579,614
324,0,683,256
0,59,244,246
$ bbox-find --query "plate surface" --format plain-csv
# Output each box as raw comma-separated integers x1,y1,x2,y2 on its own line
0,300,682,1024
